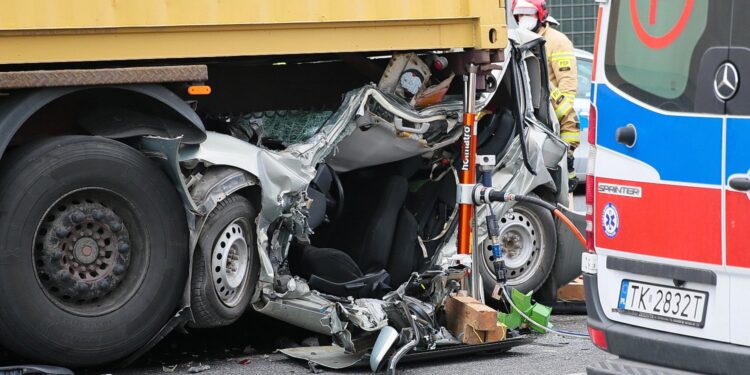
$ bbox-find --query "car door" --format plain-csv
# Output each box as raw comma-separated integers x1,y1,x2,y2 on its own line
725,3,750,347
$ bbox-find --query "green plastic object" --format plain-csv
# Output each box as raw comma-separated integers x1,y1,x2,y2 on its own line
497,311,523,330
529,303,553,333
498,288,553,334
511,288,534,314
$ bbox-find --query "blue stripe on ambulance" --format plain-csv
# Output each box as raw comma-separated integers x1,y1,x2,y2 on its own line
726,118,750,176
596,84,723,186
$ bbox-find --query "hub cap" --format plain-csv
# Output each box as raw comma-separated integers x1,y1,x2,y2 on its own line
483,206,544,285
211,219,250,307
34,196,131,308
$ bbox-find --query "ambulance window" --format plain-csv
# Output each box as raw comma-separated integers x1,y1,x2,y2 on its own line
604,0,731,113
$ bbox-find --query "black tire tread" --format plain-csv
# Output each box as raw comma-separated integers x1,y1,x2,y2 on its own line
190,194,259,328
0,136,188,366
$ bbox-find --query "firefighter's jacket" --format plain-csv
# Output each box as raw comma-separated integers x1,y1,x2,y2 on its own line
540,25,580,151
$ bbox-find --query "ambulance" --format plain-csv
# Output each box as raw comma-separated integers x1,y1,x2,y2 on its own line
584,0,750,373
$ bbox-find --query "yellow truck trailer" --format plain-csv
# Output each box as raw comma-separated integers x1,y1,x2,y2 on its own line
1,0,505,64
0,1,579,369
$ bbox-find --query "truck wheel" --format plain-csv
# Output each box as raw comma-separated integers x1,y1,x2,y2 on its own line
480,196,557,296
190,194,259,328
0,136,188,367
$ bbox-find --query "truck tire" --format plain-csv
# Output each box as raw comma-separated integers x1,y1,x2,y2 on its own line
190,194,259,328
479,196,557,296
0,136,188,367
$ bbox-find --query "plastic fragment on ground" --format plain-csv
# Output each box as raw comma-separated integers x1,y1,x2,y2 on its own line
187,364,210,373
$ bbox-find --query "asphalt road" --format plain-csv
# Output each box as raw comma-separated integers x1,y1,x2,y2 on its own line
73,314,611,375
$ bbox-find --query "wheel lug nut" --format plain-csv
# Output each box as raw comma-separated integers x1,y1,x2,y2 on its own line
110,222,123,233
69,211,85,224
55,228,70,239
118,243,130,254
113,265,126,275
92,210,105,221
59,271,72,283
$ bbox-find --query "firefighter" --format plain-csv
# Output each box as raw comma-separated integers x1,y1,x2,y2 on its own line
512,0,580,190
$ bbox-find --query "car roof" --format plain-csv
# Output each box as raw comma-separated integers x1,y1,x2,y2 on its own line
574,48,593,61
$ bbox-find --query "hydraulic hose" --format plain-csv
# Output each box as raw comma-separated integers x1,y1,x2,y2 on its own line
476,187,586,247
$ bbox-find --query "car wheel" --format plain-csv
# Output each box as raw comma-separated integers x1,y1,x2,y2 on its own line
0,136,188,367
479,195,557,296
190,194,259,328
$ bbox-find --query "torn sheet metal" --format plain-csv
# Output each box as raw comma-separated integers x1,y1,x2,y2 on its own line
180,133,315,283
253,288,335,335
337,299,389,332
279,345,368,370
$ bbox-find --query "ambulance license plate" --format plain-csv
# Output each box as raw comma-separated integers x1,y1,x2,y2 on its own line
615,280,708,328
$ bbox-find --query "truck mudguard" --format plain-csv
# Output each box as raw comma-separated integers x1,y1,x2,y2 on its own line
0,84,206,157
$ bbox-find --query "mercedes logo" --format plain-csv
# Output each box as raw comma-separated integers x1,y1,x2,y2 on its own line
714,62,739,101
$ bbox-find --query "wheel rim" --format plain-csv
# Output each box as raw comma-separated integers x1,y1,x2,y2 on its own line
211,218,250,307
482,205,545,286
33,189,148,316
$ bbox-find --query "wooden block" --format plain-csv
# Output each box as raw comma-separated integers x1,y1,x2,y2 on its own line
461,324,485,345
486,323,507,343
444,295,499,337
459,323,507,344
557,277,585,301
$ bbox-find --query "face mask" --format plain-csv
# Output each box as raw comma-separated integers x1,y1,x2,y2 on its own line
518,15,539,31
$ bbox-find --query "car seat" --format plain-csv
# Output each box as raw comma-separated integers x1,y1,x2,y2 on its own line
292,174,420,298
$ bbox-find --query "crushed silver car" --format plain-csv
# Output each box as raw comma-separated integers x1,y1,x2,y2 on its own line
124,29,587,370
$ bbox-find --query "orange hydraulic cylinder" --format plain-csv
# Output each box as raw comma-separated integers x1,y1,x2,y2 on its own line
457,112,477,255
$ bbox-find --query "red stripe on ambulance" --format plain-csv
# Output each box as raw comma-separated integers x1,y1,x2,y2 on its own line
595,178,722,265
726,191,750,268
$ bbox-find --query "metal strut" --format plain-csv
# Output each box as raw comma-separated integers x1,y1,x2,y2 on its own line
457,64,479,257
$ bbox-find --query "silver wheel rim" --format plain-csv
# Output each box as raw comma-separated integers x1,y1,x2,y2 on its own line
211,219,250,307
482,205,545,286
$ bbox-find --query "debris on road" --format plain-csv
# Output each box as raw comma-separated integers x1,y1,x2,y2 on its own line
187,364,210,373
307,360,323,374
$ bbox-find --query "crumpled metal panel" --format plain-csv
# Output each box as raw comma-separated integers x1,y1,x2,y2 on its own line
180,132,315,283
178,83,506,285
279,345,367,370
